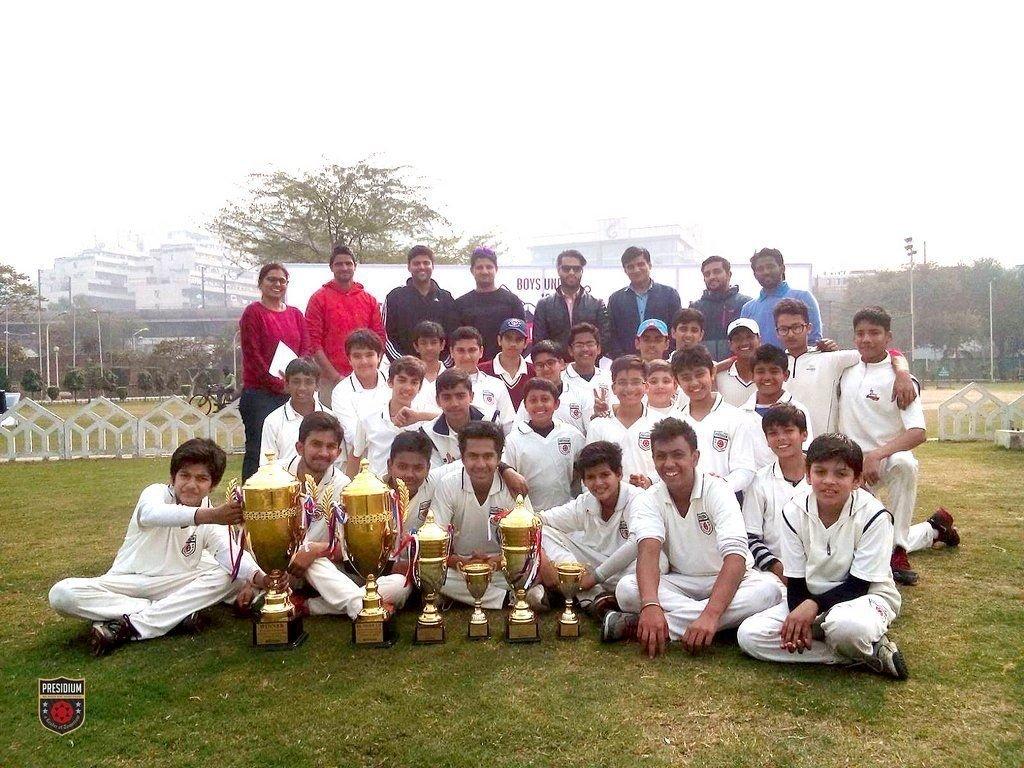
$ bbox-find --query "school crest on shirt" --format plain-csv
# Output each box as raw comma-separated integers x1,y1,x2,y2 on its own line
568,403,582,421
181,533,197,557
638,431,652,452
866,388,880,402
483,391,496,405
712,431,729,452
444,452,456,464
418,500,431,522
618,519,630,540
696,510,714,535
557,437,572,456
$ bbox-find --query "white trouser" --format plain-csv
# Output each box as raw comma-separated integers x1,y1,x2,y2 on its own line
616,569,783,641
906,521,936,553
440,568,512,609
737,594,896,665
49,562,240,640
867,451,918,551
542,529,667,601
304,558,410,620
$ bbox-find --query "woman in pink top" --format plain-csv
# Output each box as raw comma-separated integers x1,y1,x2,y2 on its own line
238,262,310,480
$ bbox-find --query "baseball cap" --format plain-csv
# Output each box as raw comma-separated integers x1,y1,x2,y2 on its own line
727,318,760,337
499,318,528,338
636,319,669,338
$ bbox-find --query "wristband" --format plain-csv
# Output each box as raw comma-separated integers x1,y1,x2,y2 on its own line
640,601,662,612
497,462,512,475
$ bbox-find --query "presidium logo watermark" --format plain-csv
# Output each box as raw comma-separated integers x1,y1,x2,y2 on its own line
38,677,85,735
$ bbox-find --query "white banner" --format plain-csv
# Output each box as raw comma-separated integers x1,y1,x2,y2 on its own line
282,262,813,316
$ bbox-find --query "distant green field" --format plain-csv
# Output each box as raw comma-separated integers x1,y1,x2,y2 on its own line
2,445,1022,768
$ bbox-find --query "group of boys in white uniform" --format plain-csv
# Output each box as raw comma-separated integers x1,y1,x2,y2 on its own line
49,302,958,680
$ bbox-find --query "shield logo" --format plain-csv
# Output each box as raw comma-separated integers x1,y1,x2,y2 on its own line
568,403,582,420
712,430,729,452
697,511,714,536
181,533,197,557
418,500,431,522
618,519,630,540
557,437,571,456
483,391,495,405
39,678,85,735
638,431,652,452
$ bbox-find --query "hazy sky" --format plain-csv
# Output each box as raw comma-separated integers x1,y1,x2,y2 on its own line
4,2,1022,277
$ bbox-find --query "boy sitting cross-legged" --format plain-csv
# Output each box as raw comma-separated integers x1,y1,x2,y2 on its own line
737,433,909,679
49,438,265,656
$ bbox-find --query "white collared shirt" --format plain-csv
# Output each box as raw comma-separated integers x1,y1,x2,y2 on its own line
279,456,351,544
715,361,755,408
563,364,613,402
432,468,519,556
515,384,593,436
675,392,756,493
399,462,463,532
632,472,752,577
332,371,390,452
741,460,807,571
781,486,901,614
502,419,584,511
490,353,530,387
353,403,431,477
420,405,500,468
259,395,330,467
467,370,516,434
783,348,861,434
739,389,815,469
837,354,925,452
585,405,657,481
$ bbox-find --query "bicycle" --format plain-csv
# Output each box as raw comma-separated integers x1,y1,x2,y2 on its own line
188,384,237,415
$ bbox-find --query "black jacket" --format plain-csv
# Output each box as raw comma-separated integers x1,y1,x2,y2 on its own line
456,287,526,359
383,278,460,361
531,286,610,351
690,285,752,360
607,282,682,359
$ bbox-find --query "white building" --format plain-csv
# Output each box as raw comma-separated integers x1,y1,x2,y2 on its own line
528,219,702,267
41,238,150,310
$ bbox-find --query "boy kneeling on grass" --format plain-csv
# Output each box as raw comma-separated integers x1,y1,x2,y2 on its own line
737,433,908,679
49,439,265,656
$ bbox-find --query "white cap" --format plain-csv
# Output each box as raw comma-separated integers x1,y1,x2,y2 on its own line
727,318,760,337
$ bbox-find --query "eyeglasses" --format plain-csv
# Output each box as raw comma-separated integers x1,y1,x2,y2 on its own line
263,277,288,285
775,323,807,335
559,265,583,273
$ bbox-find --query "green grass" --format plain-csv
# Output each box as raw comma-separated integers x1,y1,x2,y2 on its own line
2,445,1023,768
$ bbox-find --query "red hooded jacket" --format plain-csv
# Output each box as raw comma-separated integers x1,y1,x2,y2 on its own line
305,280,386,377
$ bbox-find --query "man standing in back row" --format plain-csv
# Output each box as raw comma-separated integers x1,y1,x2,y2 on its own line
531,249,610,350
383,244,460,362
740,247,823,349
690,255,752,361
607,246,682,359
455,247,526,360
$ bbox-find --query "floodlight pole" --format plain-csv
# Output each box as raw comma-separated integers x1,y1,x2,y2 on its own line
989,280,995,382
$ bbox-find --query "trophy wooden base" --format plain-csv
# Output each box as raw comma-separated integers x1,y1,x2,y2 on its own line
252,616,307,650
353,616,397,647
557,620,581,639
467,620,491,640
505,617,541,643
413,621,446,645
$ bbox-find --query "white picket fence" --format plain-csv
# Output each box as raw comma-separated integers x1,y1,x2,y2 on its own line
937,383,1024,441
0,396,244,461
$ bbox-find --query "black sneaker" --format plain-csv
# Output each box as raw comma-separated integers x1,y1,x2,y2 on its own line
600,611,639,643
174,611,208,635
927,508,960,547
890,547,919,586
583,592,619,622
89,615,139,657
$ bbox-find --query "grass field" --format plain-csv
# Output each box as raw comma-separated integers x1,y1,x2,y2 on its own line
2,443,1022,768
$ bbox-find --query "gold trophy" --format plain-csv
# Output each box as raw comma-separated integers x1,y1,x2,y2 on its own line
497,495,542,643
341,460,404,647
413,510,451,644
459,562,494,640
235,455,307,649
555,562,587,639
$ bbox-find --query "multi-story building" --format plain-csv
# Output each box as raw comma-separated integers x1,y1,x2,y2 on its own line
528,219,702,267
40,239,150,310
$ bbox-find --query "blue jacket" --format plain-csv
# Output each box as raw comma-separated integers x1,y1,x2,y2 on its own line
607,282,682,359
740,282,823,348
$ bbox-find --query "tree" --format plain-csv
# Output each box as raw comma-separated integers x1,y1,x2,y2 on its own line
63,368,85,401
136,370,153,394
211,159,466,265
21,368,42,395
147,339,215,390
83,364,104,394
0,263,36,313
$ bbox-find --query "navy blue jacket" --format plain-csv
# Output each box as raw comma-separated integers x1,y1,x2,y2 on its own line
606,282,682,359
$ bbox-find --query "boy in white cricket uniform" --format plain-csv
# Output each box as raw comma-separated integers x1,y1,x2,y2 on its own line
586,355,658,487
49,438,264,656
515,340,593,435
602,418,780,652
739,344,814,469
409,320,447,415
433,422,521,609
260,357,332,468
503,378,584,511
635,318,670,364
348,356,435,477
277,412,411,619
564,322,613,408
450,326,516,434
714,319,759,407
645,359,678,422
420,368,501,468
672,346,756,494
331,330,391,456
742,404,809,581
737,434,909,679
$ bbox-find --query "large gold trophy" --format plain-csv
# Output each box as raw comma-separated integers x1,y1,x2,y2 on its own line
497,495,543,643
341,460,405,647
235,455,307,649
412,510,451,644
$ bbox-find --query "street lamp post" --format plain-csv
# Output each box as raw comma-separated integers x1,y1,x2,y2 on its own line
903,237,917,365
53,346,60,388
45,323,52,387
131,327,149,353
91,309,104,376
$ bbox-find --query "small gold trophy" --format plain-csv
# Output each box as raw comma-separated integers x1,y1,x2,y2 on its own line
497,495,542,643
555,562,586,639
459,562,494,640
341,460,404,647
413,510,451,644
236,456,307,649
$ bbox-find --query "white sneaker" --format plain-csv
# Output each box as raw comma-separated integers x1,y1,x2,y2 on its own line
861,634,909,680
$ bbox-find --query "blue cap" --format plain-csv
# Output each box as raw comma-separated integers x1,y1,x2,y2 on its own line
499,318,529,338
636,318,669,338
